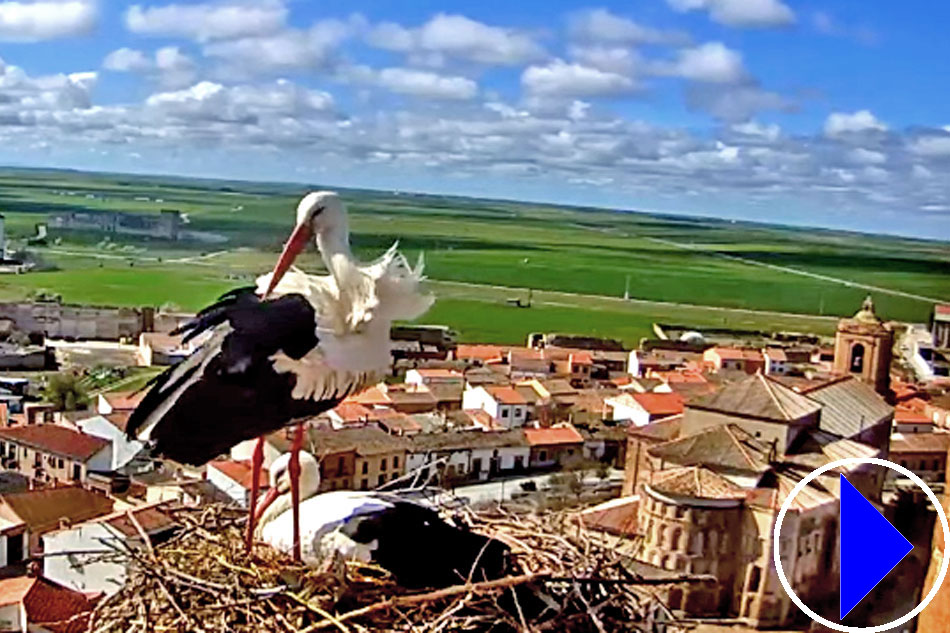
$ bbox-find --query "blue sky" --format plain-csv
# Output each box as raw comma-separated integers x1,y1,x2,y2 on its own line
2,1,950,239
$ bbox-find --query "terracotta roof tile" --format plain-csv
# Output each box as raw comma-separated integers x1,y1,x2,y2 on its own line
647,424,772,472
0,424,109,461
209,460,269,491
890,432,950,454
690,374,820,422
523,426,584,446
0,486,114,533
631,393,685,416
0,576,93,633
487,386,527,405
649,466,746,500
580,496,639,537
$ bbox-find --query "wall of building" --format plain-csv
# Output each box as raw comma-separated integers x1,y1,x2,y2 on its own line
206,467,251,507
355,450,406,491
0,530,26,568
682,408,811,454
0,440,106,485
0,603,22,633
318,451,356,492
0,301,152,341
77,416,143,470
637,487,746,616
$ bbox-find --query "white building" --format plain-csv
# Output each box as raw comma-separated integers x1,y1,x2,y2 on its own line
763,348,789,375
406,431,530,482
75,413,144,471
461,385,528,428
43,504,176,595
207,460,269,508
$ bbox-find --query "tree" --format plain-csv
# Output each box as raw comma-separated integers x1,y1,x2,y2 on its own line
43,372,89,411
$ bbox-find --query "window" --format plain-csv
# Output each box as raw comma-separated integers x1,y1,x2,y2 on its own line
900,460,908,468
72,463,81,481
748,566,762,592
380,458,387,471
850,343,865,373
501,408,509,418
377,474,385,487
934,460,941,471
57,458,63,468
362,461,368,475
393,456,399,469
539,450,547,462
391,473,399,481
337,457,345,475
360,479,368,490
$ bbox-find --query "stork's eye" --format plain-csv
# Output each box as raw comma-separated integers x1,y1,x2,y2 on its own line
312,205,326,217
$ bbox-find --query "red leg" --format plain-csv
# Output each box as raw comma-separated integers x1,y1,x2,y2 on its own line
289,423,305,563
245,436,265,553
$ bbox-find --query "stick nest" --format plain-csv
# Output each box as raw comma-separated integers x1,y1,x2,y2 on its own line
88,503,690,633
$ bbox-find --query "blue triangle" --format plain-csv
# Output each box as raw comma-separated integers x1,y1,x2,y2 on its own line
839,474,913,620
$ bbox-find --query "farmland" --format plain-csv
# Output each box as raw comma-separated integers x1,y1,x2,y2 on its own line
0,167,946,345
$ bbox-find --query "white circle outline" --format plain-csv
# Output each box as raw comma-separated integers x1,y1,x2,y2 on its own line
772,457,950,633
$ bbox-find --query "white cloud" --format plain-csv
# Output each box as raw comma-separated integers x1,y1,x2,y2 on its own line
125,1,287,42
0,0,96,41
103,46,196,88
909,135,950,158
203,18,355,75
568,46,640,75
847,148,886,165
376,68,477,100
667,0,795,28
660,42,747,83
731,120,780,140
688,85,791,120
812,11,877,45
824,110,887,137
568,9,688,45
366,14,545,66
522,60,637,97
145,79,335,122
103,48,151,73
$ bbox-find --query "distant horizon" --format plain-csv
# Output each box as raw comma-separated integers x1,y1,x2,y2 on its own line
2,1,950,240
5,162,947,246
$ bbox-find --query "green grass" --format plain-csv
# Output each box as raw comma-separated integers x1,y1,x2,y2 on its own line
0,167,946,344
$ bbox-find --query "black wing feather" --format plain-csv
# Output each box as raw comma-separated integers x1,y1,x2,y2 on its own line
126,287,340,465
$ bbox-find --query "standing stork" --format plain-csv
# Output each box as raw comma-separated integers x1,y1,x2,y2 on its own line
126,191,433,559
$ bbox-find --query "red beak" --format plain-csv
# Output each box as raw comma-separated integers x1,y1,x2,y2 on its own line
263,222,313,297
253,486,280,524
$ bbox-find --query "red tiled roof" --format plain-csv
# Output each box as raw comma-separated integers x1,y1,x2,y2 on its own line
209,460,269,491
890,432,950,454
764,348,787,361
104,411,132,433
653,370,707,384
631,392,685,416
895,406,932,425
580,496,639,537
102,390,146,410
462,409,503,431
936,304,950,315
0,424,109,461
347,385,391,406
707,347,762,361
0,487,114,533
103,505,177,538
523,426,584,446
0,576,93,633
456,344,507,362
487,386,527,405
332,402,373,422
569,351,594,365
375,413,423,434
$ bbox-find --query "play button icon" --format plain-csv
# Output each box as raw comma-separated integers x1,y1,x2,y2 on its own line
839,474,913,620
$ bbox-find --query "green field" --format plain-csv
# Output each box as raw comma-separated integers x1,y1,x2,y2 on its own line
0,168,945,345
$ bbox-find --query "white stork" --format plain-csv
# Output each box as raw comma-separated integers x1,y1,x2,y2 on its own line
253,450,511,587
126,191,433,559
